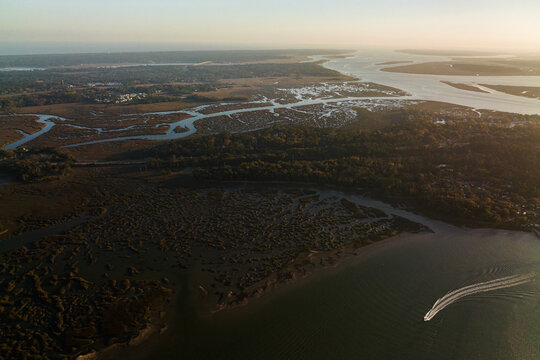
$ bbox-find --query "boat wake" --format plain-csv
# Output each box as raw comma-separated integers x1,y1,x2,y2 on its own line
424,273,535,321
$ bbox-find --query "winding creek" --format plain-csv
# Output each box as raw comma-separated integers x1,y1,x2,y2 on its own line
4,94,411,150
116,189,540,360
4,50,540,151
3,52,540,359
4,114,58,150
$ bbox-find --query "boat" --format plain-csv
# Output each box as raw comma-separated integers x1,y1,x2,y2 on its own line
424,273,536,321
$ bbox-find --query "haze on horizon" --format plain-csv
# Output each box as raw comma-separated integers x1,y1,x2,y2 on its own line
1,0,540,55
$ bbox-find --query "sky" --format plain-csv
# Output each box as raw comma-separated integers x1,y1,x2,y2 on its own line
1,0,540,54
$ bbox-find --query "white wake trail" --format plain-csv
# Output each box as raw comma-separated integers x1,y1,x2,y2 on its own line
424,273,535,321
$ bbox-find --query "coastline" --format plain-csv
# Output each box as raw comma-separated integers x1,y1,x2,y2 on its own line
2,53,538,359
76,299,172,360
87,231,425,360
89,224,540,360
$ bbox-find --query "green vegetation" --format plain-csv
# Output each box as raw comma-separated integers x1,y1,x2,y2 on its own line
150,111,539,229
0,48,538,358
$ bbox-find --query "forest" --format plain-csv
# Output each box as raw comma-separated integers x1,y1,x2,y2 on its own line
149,110,539,229
0,62,347,112
0,62,344,95
0,148,72,182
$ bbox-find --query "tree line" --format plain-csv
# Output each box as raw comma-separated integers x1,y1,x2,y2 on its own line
149,111,539,229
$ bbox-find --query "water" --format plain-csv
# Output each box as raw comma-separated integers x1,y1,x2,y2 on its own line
3,114,61,150
322,50,540,114
4,95,411,150
4,50,540,150
424,273,536,321
61,95,409,148
0,67,45,72
136,191,540,360
148,229,540,360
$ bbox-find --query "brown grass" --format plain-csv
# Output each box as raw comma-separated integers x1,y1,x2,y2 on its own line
0,116,44,148
63,139,160,161
14,73,353,121
404,100,476,113
15,102,194,120
0,172,92,233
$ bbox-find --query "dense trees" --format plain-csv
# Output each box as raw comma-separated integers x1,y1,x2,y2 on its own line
0,147,72,182
0,61,347,112
150,111,539,229
0,83,221,111
0,63,345,95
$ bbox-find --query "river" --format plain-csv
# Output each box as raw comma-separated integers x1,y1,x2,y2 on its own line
149,228,540,360
4,53,540,359
322,50,540,114
3,94,411,150
105,189,540,360
4,50,540,150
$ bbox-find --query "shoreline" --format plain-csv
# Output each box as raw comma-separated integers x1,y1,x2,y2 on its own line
87,231,426,360
74,180,538,358
89,224,539,360
4,54,540,151
81,178,439,359
76,299,172,360
380,60,540,76
2,53,538,359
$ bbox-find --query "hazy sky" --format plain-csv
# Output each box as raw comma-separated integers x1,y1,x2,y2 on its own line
1,0,540,54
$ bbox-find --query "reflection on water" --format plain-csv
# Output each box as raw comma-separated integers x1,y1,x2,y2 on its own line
4,51,540,150
145,192,540,360
4,95,410,150
323,50,540,114
3,114,61,150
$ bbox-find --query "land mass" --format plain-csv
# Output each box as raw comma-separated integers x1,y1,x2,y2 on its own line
1,105,539,359
0,49,351,69
441,81,489,93
382,58,540,76
0,49,539,359
479,84,540,99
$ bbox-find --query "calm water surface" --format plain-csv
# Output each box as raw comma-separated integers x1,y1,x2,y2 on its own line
323,50,540,114
146,192,540,360
6,51,540,150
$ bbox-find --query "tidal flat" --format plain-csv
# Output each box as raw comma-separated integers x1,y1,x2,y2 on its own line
0,163,428,359
0,49,539,359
